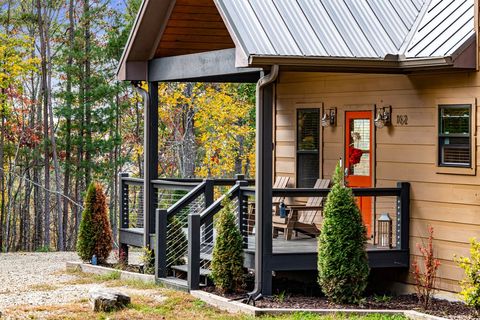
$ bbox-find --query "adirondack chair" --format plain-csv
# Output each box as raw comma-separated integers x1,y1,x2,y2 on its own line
272,176,290,213
246,176,290,235
272,179,330,240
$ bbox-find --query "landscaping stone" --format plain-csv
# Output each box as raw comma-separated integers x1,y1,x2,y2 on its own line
89,288,131,312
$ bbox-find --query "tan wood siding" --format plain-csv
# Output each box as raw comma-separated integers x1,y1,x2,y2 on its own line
275,71,480,293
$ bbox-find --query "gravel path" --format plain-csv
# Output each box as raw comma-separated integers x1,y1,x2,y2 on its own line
0,252,145,314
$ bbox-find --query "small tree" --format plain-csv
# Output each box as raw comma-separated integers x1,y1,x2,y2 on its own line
318,163,369,304
456,238,480,316
412,226,441,310
211,198,244,293
77,182,113,263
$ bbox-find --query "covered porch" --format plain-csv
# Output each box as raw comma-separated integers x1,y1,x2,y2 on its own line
118,173,410,293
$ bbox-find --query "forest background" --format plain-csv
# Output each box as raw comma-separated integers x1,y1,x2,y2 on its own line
0,0,256,252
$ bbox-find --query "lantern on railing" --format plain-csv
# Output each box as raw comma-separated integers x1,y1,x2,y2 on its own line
377,213,392,249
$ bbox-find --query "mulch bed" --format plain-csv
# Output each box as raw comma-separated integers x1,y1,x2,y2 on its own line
203,287,476,320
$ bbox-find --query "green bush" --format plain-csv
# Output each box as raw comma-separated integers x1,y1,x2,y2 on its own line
141,246,155,274
456,238,480,315
211,198,244,293
76,182,113,263
166,215,188,267
318,163,369,303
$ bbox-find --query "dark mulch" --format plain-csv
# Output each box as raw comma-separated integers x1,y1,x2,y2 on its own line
203,287,476,320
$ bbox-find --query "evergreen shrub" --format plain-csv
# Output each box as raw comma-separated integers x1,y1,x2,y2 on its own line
211,198,244,293
456,238,480,315
76,182,113,263
318,163,369,303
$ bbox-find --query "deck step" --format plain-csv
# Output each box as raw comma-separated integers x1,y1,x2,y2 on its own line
157,277,189,292
171,264,211,276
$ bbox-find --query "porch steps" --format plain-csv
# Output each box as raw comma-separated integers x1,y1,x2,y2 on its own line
157,277,189,292
171,264,212,287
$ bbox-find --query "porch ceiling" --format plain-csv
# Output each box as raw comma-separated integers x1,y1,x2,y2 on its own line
154,0,235,58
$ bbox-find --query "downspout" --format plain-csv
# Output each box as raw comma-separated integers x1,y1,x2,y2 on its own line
131,81,151,247
248,65,279,303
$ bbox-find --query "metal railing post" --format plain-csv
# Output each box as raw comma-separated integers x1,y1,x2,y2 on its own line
155,209,168,280
236,174,249,248
203,179,215,243
398,182,410,252
188,213,201,291
119,173,129,264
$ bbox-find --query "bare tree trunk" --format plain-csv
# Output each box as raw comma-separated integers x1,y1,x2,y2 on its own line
84,0,92,186
177,83,196,178
36,0,51,249
62,0,75,250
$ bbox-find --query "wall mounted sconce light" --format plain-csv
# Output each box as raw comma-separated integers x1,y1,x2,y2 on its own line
374,106,392,129
321,107,337,127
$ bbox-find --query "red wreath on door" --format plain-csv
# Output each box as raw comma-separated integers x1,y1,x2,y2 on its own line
348,145,363,165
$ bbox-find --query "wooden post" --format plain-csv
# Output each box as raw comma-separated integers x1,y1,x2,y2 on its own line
236,174,249,248
119,172,129,264
188,213,201,290
143,82,159,248
255,83,274,296
155,209,167,280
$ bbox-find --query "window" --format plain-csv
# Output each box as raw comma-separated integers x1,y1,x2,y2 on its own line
297,108,320,188
438,104,471,167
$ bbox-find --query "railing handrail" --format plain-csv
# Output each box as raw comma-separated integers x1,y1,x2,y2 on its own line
239,186,403,198
271,187,402,197
199,184,240,224
166,181,207,218
120,173,254,187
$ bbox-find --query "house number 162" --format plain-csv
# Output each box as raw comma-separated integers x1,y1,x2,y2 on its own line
396,115,408,125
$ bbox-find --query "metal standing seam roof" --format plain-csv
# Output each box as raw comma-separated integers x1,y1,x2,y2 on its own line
214,0,475,60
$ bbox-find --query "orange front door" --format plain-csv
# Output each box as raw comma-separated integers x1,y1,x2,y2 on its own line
345,111,373,238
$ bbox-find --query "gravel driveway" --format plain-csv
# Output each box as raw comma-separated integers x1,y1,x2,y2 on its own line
0,252,144,311
0,252,83,309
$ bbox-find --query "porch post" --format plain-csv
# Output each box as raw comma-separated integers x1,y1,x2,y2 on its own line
255,82,274,296
144,81,159,248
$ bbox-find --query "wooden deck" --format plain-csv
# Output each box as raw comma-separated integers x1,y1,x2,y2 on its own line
120,227,409,271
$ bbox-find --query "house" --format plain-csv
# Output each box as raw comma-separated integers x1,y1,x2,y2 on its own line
117,0,480,297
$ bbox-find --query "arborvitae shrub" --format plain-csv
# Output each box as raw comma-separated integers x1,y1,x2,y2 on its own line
77,182,113,263
211,198,244,293
318,163,369,303
456,238,480,316
166,215,188,267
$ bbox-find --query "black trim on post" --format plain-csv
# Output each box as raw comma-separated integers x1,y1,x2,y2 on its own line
119,172,129,264
155,209,167,280
188,214,200,290
203,179,215,243
236,174,249,248
398,182,410,252
144,82,159,247
256,83,274,296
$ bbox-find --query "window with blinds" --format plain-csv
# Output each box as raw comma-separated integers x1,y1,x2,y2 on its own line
297,108,320,188
438,105,471,167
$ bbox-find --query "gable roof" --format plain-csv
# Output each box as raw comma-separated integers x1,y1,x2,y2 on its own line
118,0,477,80
216,0,474,59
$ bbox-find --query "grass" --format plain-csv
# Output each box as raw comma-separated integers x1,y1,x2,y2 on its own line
4,270,407,320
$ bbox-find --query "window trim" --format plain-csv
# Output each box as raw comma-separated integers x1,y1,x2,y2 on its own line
435,98,477,175
295,104,322,188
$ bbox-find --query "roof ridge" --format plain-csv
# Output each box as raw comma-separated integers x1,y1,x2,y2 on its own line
399,0,433,56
